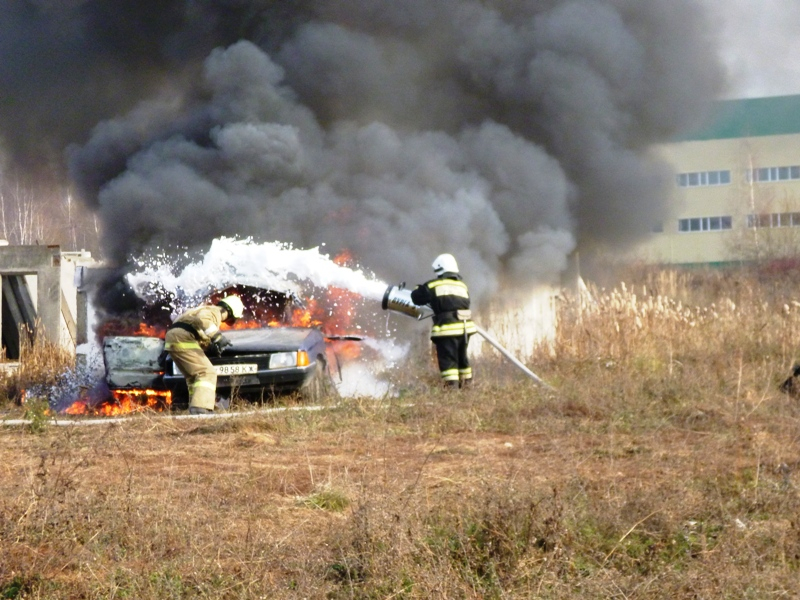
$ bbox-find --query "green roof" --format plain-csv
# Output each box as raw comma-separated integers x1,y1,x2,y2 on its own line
682,94,800,141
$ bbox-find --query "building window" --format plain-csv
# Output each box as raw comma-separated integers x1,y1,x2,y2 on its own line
677,170,731,187
678,216,733,232
747,212,800,228
746,165,800,183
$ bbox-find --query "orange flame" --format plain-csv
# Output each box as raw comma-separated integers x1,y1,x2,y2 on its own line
322,286,361,335
329,340,362,361
135,323,164,337
97,318,167,340
222,319,261,330
333,250,353,267
292,299,321,328
64,389,172,416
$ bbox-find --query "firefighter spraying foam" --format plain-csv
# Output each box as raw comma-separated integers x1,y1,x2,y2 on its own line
410,254,477,389
384,254,554,391
163,294,244,414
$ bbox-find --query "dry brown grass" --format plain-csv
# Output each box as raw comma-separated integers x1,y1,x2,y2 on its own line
2,265,800,598
0,325,74,406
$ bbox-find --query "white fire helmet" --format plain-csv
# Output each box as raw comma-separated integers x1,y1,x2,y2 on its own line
432,253,459,275
218,295,244,320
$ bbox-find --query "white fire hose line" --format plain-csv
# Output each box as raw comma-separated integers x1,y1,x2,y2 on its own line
0,403,330,427
474,325,556,391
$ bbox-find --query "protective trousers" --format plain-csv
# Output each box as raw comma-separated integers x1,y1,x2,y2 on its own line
164,328,217,410
434,335,472,385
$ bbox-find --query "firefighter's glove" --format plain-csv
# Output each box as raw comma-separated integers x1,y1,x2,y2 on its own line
210,334,232,357
157,350,169,369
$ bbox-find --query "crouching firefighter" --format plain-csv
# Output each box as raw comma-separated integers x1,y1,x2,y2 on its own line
411,254,477,389
163,295,245,414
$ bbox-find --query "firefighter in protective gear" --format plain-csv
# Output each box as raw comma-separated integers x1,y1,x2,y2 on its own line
164,295,244,414
410,254,477,388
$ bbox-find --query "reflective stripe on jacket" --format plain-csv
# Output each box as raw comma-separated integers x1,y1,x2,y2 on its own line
431,319,478,338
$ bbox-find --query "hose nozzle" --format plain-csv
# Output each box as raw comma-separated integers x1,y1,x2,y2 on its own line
381,285,433,320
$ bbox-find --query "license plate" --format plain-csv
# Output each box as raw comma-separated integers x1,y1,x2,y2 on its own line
215,363,257,376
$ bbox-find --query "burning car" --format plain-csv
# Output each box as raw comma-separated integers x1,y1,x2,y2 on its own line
101,285,338,411
162,326,330,405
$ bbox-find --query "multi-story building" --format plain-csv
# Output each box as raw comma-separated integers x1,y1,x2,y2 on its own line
640,94,800,265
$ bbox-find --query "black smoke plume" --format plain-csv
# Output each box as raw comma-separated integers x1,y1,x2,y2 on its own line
0,0,724,306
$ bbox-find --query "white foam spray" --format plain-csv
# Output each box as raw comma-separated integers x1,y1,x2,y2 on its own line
126,236,388,310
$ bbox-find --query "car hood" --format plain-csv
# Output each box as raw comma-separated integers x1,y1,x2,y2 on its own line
221,327,324,353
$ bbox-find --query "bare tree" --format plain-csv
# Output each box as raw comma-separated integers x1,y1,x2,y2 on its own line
0,176,45,245
0,171,101,255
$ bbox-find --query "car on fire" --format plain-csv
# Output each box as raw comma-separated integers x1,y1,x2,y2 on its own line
102,285,338,409
162,325,330,406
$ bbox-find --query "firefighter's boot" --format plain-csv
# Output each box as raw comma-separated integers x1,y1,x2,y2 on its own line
189,406,213,415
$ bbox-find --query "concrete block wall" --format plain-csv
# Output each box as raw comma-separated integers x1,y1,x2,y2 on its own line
0,244,96,360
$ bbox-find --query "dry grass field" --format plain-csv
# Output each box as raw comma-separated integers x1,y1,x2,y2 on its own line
2,265,800,599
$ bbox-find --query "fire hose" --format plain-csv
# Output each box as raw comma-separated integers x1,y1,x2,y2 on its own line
382,285,555,390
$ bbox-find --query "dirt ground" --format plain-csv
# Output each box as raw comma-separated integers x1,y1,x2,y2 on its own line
1,392,799,598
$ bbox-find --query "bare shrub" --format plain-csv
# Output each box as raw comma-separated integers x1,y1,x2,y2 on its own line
0,324,74,406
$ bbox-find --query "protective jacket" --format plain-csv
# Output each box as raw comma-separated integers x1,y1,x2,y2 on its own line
169,305,226,349
410,272,477,338
411,271,476,384
164,305,226,411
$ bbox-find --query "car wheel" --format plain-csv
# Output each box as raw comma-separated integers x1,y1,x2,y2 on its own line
300,357,338,402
